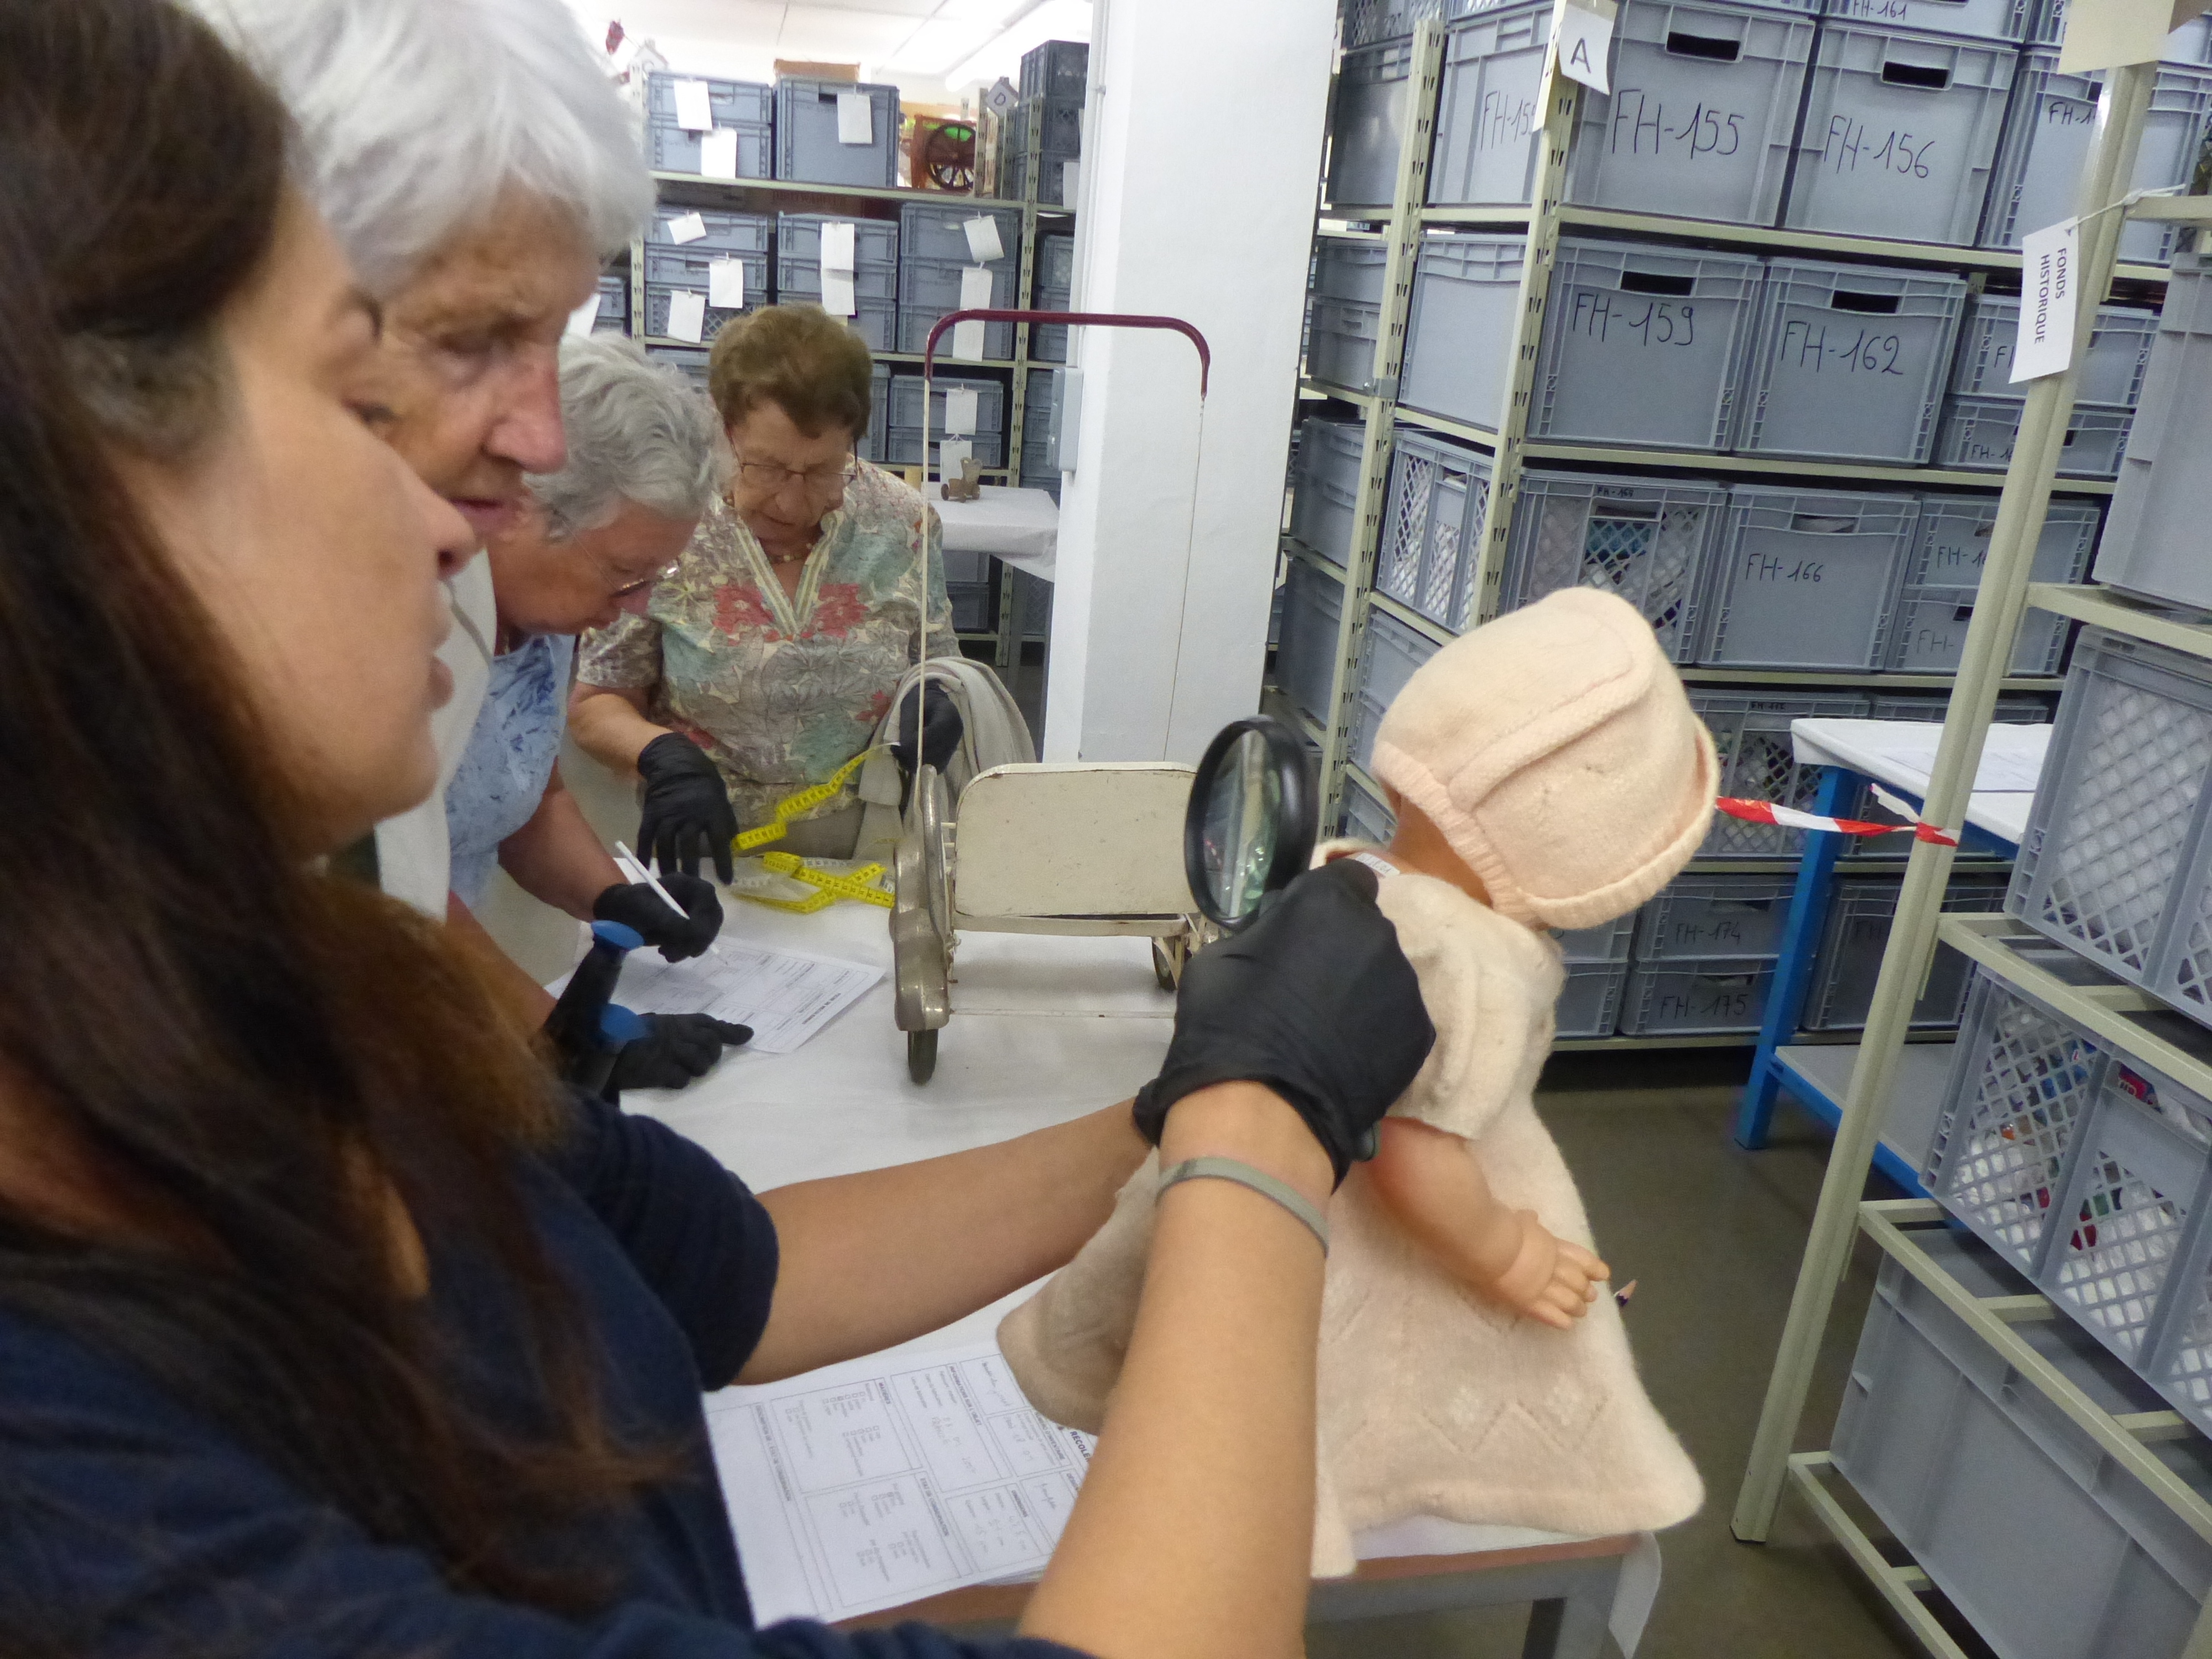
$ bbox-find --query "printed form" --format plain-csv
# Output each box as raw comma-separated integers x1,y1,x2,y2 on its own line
550,941,882,1055
707,1339,1094,1624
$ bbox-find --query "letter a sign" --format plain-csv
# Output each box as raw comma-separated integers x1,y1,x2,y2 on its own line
1556,0,1616,94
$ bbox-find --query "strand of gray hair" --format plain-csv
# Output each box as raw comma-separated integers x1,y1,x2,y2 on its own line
531,337,728,539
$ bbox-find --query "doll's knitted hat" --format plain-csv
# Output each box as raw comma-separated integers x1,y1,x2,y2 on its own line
1370,588,1717,930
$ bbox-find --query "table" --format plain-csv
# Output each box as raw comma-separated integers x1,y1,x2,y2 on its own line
935,486,1057,672
1733,719,2053,1188
632,901,1661,1656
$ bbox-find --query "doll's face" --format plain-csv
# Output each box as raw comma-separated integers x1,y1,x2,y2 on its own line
1383,792,1494,912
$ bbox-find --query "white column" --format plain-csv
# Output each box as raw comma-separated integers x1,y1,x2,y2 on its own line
1042,0,1335,763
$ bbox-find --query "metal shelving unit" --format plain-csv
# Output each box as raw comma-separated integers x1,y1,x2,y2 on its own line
1728,60,2212,1659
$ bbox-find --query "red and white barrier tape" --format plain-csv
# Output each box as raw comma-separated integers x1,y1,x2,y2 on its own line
1715,797,1959,847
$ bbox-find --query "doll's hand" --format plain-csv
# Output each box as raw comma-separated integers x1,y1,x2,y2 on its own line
1483,1211,1608,1331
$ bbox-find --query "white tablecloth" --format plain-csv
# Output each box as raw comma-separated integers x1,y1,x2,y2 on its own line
932,485,1060,582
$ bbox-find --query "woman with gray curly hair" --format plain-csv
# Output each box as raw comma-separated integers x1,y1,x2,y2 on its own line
444,337,751,1092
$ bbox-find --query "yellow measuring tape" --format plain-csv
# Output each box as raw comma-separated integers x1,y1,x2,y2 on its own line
729,745,895,913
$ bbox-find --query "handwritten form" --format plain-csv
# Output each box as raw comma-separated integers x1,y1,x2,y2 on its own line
708,1339,1093,1624
556,939,883,1055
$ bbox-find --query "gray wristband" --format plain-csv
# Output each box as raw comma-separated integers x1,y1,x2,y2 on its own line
1157,1156,1329,1255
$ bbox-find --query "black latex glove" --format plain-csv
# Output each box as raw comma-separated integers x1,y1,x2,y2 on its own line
605,1012,754,1094
592,873,723,963
891,682,963,776
637,733,738,884
1131,859,1434,1186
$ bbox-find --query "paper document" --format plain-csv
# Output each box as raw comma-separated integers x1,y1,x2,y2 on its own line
958,265,995,310
701,127,740,181
673,77,714,132
566,293,601,337
837,89,874,145
709,258,748,309
963,215,1005,263
950,320,987,362
943,387,979,435
821,271,857,318
667,211,708,246
820,220,857,274
585,938,881,1056
707,1340,1093,1625
937,438,974,477
665,289,707,344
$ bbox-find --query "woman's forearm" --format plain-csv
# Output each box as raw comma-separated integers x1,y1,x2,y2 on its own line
1022,1083,1332,1659
570,683,667,780
497,766,626,920
739,1102,1150,1385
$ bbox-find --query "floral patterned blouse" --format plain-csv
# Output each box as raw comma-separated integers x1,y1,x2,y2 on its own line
577,461,957,832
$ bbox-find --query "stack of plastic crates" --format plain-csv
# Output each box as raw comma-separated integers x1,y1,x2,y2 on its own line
1620,873,1794,1036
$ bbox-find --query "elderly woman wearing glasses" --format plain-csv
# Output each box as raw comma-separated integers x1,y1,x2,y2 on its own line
572,305,959,878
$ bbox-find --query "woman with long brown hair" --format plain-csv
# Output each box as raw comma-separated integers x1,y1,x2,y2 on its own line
0,4,1433,1656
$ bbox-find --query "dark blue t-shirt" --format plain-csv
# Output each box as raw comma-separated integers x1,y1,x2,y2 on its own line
0,1092,1087,1659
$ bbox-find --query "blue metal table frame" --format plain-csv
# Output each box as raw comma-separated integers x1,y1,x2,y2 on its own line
1732,763,2017,1192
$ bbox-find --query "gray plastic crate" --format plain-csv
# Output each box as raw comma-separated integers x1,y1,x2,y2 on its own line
1558,913,1637,963
1739,259,1966,463
648,343,710,392
1031,231,1077,362
1887,494,2098,676
644,246,770,342
1692,688,1872,856
2010,630,2212,1029
1558,961,1631,1037
898,259,1018,361
1832,1228,2212,1659
1824,0,2032,39
1292,414,1370,568
1936,395,2132,478
1983,55,2212,267
1351,609,1444,772
1341,774,1399,844
2098,252,2212,612
1002,148,1079,207
900,201,1022,267
1327,36,1420,211
1276,560,1349,723
840,296,897,354
1802,872,2009,1031
1428,0,1819,228
883,426,1005,469
1782,23,2016,244
1632,872,1797,962
648,206,774,255
1037,232,1076,293
1376,427,1493,628
775,77,899,187
1501,470,1726,664
775,214,898,301
948,580,993,633
1535,239,1764,450
1621,957,1773,1034
1400,233,1525,427
888,373,1006,436
1020,39,1089,101
593,271,629,335
1950,296,2158,408
855,362,892,464
645,74,774,178
1009,95,1082,160
1702,488,1919,670
1308,238,1391,393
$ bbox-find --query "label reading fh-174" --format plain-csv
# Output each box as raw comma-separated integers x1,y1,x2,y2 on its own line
2011,220,2079,384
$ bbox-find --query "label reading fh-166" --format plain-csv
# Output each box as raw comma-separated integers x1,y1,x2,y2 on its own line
2011,220,2079,384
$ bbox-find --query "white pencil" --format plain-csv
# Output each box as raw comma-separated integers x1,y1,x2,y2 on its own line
616,840,721,956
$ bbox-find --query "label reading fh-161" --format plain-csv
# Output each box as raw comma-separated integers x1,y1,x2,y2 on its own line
2012,219,2079,384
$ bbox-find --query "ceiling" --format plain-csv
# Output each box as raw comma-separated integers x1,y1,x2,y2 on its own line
566,0,1093,105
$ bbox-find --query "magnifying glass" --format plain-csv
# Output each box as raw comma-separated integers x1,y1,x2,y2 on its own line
1183,716,1320,932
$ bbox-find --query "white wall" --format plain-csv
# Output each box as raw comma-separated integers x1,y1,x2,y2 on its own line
1042,0,1333,763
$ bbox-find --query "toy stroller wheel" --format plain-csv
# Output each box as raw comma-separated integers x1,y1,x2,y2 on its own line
1151,938,1177,992
907,1029,938,1084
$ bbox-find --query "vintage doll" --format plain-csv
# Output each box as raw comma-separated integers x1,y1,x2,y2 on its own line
999,587,1717,1573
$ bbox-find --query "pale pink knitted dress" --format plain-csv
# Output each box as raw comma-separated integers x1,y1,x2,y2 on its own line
998,860,1705,1575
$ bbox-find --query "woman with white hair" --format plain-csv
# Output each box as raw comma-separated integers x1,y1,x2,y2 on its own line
443,337,753,1092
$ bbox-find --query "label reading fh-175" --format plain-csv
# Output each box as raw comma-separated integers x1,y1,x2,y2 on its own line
2011,219,2079,384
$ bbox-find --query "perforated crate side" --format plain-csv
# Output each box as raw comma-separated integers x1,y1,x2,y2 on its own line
1379,429,1491,628
1690,688,1872,856
2010,630,2212,987
1533,240,1765,451
1620,957,1773,1035
1949,296,2157,408
1556,960,1629,1037
1739,259,1966,465
1926,971,2104,1268
1782,24,2016,246
1019,39,1089,100
1501,471,1724,664
1935,395,2132,479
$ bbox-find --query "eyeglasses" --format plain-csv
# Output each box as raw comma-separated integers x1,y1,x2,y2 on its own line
733,449,855,500
606,559,680,599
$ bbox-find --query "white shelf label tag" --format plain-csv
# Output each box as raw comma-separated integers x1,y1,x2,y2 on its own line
958,265,995,309
943,387,979,435
1557,0,1617,93
938,438,974,477
673,79,714,133
821,272,857,317
837,90,874,145
951,319,987,361
667,212,708,246
709,259,747,310
666,289,707,344
820,220,857,274
700,127,739,180
963,215,1005,263
2012,219,2080,385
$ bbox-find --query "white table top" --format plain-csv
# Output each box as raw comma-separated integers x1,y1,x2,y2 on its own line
932,485,1060,582
626,900,1651,1597
1790,718,2052,848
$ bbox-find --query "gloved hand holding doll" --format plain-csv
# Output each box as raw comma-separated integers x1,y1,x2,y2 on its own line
1000,588,1717,1573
